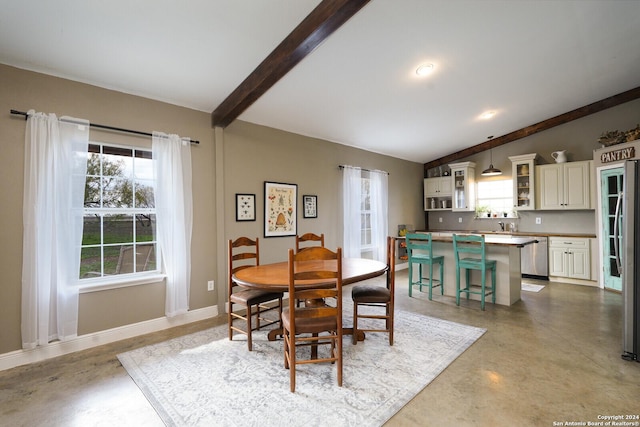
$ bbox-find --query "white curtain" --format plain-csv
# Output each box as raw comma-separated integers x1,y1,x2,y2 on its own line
22,111,89,348
342,166,362,258
369,169,389,262
152,132,193,317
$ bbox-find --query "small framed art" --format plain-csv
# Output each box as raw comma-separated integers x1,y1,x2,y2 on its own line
236,194,256,221
264,181,297,237
303,195,318,218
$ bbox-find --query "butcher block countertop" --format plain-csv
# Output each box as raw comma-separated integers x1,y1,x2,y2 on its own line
419,230,596,239
408,232,537,248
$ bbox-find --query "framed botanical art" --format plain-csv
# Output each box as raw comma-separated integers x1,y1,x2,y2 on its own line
236,194,256,221
264,181,297,237
303,195,317,218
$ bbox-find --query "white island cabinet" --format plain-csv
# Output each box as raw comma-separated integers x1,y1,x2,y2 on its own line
409,233,536,306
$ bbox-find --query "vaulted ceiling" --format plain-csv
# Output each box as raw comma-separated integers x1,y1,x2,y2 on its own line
1,1,639,165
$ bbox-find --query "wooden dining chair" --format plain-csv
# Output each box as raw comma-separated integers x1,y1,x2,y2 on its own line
282,246,343,393
295,232,325,252
294,233,326,307
351,236,395,345
228,237,283,351
452,234,497,311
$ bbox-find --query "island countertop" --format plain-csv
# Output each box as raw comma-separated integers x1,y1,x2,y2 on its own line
403,232,538,248
417,229,596,239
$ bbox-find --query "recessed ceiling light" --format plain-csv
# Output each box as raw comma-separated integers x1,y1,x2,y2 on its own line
416,63,434,76
480,111,497,120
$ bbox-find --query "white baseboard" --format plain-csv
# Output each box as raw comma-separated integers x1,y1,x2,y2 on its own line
0,305,218,372
548,276,598,287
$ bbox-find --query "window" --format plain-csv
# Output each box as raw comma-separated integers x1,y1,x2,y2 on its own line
342,166,388,262
476,179,514,216
79,143,158,280
360,177,373,258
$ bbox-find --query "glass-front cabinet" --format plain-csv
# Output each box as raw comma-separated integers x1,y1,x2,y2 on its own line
448,161,475,212
508,153,537,211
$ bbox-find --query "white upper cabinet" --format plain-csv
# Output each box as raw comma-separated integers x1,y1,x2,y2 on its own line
423,176,452,210
537,160,591,210
424,176,452,197
448,161,476,212
508,153,537,211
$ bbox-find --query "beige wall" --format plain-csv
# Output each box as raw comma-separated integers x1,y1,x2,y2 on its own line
220,120,426,263
0,64,425,355
426,98,640,234
0,64,218,351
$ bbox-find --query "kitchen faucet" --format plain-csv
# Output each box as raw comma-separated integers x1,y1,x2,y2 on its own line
498,221,505,232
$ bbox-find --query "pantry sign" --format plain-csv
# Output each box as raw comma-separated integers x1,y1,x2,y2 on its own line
600,146,635,164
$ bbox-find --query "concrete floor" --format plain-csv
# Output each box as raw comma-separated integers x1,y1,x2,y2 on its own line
1,270,639,426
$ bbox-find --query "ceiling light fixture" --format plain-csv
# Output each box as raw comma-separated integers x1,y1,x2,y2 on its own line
416,63,434,76
480,110,496,120
482,135,502,176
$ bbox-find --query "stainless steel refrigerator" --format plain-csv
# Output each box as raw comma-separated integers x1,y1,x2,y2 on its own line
619,160,640,361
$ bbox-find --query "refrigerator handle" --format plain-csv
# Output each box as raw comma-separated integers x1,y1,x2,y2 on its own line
614,190,623,273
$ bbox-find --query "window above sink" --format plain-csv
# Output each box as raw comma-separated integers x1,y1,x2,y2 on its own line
475,179,515,218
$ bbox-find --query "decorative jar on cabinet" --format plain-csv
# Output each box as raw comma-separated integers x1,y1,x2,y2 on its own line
508,153,537,211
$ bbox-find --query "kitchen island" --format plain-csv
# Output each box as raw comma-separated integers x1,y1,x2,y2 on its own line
408,232,537,307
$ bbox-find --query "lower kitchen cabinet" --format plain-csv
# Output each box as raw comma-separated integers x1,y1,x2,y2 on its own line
548,237,590,280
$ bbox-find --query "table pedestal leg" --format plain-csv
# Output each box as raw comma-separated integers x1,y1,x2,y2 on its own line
268,328,283,341
342,327,365,341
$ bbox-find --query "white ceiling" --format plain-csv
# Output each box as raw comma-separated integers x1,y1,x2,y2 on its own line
1,0,639,164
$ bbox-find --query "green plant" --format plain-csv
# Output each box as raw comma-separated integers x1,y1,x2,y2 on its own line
474,205,489,218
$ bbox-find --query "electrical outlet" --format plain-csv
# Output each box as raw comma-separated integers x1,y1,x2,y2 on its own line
458,217,462,223
438,217,443,223
207,280,214,291
535,217,542,224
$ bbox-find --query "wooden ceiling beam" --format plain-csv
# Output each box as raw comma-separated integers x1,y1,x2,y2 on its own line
211,0,370,128
424,86,640,171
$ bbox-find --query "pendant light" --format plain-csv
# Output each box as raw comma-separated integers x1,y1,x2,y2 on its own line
482,136,502,176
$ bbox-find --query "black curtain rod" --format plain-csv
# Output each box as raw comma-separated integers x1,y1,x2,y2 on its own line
338,164,389,175
10,109,199,145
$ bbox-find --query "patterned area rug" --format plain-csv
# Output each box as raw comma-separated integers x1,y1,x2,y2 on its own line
118,306,485,427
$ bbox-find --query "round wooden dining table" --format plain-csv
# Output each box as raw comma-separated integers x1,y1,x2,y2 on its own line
233,257,388,292
232,257,388,341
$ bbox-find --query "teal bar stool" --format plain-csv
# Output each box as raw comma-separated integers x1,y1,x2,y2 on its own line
452,234,496,310
405,233,444,299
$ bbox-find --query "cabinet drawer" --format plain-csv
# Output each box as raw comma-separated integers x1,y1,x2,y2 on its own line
548,237,588,248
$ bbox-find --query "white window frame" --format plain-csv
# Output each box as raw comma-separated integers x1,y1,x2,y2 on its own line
79,142,163,292
360,176,373,258
476,179,514,217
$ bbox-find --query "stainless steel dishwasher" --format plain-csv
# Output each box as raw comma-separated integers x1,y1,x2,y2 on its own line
521,236,548,279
